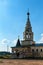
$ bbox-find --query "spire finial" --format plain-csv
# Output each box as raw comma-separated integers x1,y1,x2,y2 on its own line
27,9,30,16
27,9,30,21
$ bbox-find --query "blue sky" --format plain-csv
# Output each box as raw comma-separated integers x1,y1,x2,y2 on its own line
0,0,43,52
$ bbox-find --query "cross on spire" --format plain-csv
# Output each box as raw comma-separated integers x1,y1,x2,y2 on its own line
27,9,30,21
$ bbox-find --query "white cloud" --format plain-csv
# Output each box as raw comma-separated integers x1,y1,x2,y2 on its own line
0,38,11,52
37,33,43,43
41,33,43,37
1,38,10,44
0,38,17,52
9,39,17,52
12,39,17,46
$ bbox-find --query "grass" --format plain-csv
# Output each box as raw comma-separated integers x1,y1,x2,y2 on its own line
0,59,3,63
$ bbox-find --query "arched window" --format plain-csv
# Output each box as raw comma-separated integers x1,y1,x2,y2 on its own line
41,49,42,52
32,49,34,52
36,49,38,52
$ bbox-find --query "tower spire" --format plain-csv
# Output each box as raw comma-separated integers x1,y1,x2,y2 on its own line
25,10,32,32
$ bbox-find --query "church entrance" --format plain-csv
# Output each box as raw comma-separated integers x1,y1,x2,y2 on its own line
16,52,19,57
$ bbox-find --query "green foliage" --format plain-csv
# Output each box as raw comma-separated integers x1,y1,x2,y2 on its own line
0,54,12,59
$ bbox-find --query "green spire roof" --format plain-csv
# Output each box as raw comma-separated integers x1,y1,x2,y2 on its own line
16,38,21,47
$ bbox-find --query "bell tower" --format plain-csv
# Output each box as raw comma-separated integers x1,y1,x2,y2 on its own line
21,11,34,46
23,11,33,41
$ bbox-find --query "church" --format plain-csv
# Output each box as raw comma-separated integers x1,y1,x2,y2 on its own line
11,11,43,58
